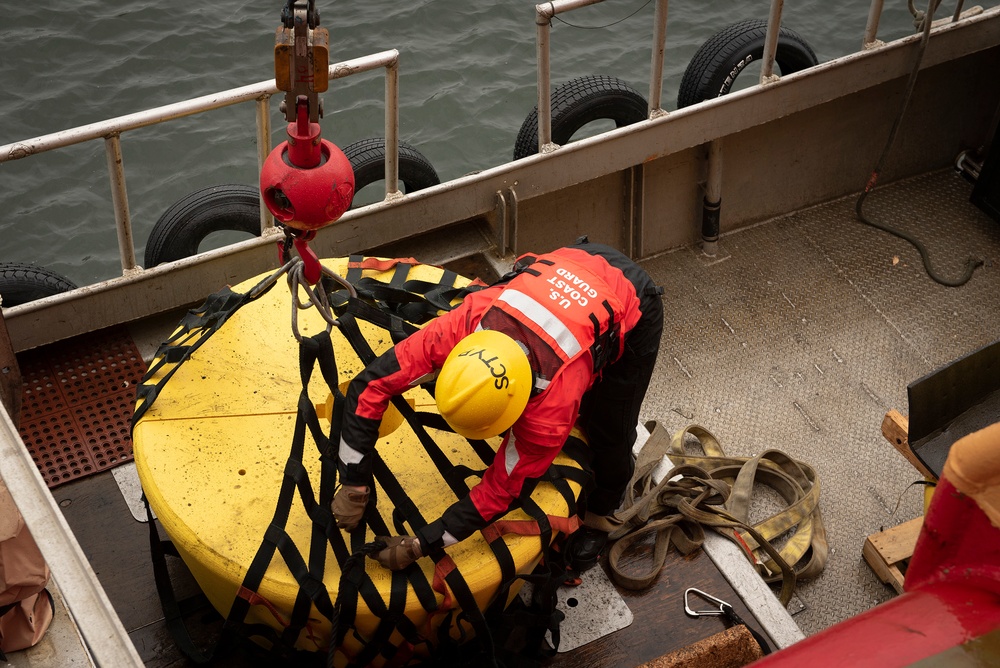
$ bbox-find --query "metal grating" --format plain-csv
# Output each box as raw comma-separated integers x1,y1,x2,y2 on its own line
17,326,147,488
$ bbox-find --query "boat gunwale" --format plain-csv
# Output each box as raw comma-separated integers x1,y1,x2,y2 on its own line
3,9,1000,355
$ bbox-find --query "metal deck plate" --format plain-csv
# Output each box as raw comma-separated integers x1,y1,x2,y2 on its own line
637,169,1000,636
519,564,633,653
111,461,155,522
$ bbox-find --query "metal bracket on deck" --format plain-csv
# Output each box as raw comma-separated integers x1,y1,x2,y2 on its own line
519,564,633,652
494,187,519,256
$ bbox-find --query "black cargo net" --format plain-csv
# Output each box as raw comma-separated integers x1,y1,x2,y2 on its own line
133,256,593,667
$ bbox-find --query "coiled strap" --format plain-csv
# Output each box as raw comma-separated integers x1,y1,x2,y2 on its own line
606,421,826,606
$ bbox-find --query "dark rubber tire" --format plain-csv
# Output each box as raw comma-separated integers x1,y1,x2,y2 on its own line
0,262,77,307
144,141,438,266
341,137,441,196
513,75,649,160
677,19,819,108
144,184,260,267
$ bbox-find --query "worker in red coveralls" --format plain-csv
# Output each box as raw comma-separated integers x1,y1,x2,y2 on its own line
332,238,663,571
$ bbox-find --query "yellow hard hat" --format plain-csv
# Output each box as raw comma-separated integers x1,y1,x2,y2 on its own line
435,330,532,440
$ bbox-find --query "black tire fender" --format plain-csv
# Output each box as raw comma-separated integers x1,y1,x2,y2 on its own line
341,137,440,196
514,75,649,160
144,141,440,266
0,262,77,307
677,19,819,108
144,184,261,267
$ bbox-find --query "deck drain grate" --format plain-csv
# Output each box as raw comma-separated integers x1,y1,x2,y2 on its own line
17,326,147,488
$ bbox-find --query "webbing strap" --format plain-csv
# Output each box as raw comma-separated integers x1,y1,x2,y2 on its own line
719,602,773,655
431,554,499,668
350,570,411,667
336,258,486,331
139,336,336,666
137,257,594,665
417,412,496,466
227,335,330,634
472,469,580,659
143,494,226,664
348,256,419,272
664,424,827,582
604,421,826,604
480,514,582,544
334,274,589,660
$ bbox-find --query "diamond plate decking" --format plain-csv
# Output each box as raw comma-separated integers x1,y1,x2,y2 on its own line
636,168,1000,635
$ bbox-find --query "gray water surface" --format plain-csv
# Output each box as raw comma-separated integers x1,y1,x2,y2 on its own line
0,1,943,286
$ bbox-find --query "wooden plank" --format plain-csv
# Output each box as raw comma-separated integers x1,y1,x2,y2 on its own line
863,516,924,594
636,625,763,668
863,537,905,594
881,410,937,479
869,516,924,565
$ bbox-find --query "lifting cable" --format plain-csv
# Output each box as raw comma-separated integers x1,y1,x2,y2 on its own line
550,0,654,30
856,0,983,287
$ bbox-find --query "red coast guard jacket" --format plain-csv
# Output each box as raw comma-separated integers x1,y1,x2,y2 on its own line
339,246,643,548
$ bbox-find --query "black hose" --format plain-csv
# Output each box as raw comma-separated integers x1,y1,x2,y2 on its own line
856,0,983,287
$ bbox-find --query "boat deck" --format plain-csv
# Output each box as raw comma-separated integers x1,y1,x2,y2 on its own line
10,167,1000,665
637,166,1000,636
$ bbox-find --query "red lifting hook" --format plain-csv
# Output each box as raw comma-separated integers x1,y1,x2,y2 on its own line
260,1,355,284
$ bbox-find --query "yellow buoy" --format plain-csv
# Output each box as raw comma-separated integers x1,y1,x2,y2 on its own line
132,258,584,664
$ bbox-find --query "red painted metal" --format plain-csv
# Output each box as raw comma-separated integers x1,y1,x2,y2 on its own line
751,434,1000,667
752,582,1000,667
293,235,322,285
906,477,1000,594
285,95,323,169
259,96,355,234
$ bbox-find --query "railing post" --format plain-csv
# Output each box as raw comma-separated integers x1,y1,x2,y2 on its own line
536,3,555,152
385,53,401,198
104,133,139,273
648,0,670,116
702,139,723,257
760,0,785,84
0,299,21,429
864,0,886,48
255,95,275,233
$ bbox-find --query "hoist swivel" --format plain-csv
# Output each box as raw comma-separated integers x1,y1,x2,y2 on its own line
260,95,355,233
260,0,355,284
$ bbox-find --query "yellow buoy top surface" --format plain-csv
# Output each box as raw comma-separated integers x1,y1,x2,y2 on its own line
132,258,582,650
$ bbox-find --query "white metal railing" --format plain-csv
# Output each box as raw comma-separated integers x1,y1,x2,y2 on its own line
0,405,144,666
0,50,400,276
760,0,785,83
532,0,788,152
0,1,988,281
865,0,888,47
532,0,792,256
523,0,989,258
864,0,979,47
532,0,985,154
533,0,670,152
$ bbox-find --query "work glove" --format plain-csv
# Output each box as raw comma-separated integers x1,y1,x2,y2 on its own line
332,485,369,531
374,535,422,570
